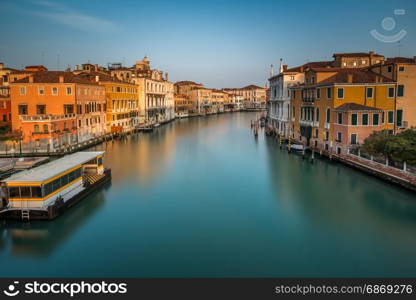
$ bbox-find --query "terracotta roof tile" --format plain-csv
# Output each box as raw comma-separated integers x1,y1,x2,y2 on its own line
12,71,99,85
335,103,383,112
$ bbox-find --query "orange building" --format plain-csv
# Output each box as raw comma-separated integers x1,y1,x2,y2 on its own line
368,57,416,130
289,67,395,154
10,71,106,149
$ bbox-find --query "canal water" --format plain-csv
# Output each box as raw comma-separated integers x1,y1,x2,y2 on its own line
1,112,416,277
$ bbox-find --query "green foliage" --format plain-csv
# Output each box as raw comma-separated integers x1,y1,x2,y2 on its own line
362,128,416,164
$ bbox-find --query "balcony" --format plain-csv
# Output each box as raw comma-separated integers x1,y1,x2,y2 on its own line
324,123,330,129
300,120,314,127
20,113,76,122
302,96,315,103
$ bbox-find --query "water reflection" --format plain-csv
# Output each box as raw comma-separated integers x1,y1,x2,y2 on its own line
0,183,110,257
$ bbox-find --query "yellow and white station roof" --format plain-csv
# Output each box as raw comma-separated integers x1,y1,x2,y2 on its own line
3,152,104,183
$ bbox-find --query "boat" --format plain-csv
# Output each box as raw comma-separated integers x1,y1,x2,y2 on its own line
0,151,111,221
290,144,304,152
260,119,265,127
175,112,189,118
153,123,160,128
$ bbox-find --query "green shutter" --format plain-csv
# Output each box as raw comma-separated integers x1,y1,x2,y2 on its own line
373,113,379,125
362,114,368,125
351,113,357,125
396,110,403,127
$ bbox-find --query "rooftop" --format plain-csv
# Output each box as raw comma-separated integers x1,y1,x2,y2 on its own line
12,71,99,85
3,151,105,183
335,103,383,112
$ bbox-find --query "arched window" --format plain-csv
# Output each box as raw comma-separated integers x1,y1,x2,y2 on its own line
326,108,331,123
43,124,48,133
34,124,39,132
316,108,320,121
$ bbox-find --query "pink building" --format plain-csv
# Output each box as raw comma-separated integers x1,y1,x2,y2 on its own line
332,103,385,155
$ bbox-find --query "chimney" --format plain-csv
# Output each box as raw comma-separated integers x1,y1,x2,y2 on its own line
283,65,288,72
300,66,304,72
374,75,380,83
347,74,353,83
95,75,100,82
165,72,169,81
0,62,3,70
95,64,99,71
75,65,79,71
28,75,34,83
369,51,374,56
59,75,64,83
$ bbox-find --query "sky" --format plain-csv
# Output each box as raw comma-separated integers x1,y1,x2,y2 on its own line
1,0,416,88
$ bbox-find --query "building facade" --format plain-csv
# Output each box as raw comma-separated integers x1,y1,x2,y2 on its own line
10,72,106,149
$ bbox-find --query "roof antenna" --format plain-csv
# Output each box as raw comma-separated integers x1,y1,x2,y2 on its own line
57,53,60,71
398,41,402,57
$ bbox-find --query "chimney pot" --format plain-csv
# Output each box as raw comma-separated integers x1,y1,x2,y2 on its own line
29,75,34,83
0,62,3,70
59,75,64,83
369,51,374,56
283,65,288,71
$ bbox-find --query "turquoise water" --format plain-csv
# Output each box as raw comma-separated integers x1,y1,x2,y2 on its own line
1,112,416,277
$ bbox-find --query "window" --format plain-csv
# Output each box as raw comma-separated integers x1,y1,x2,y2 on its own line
373,113,379,125
398,66,405,72
316,108,319,121
351,133,357,145
337,112,343,124
316,88,320,99
351,113,358,125
9,187,20,198
43,124,48,133
388,87,395,98
362,114,368,125
326,108,330,123
396,109,403,127
38,87,45,95
326,88,332,99
315,128,319,138
19,86,26,95
77,104,82,114
64,104,74,114
18,104,28,115
290,76,295,80
353,62,357,66
337,132,342,142
397,85,404,97
337,88,344,99
387,66,392,72
36,104,46,115
366,87,374,98
361,60,366,65
388,111,394,124
20,186,31,198
34,124,39,133
52,87,58,95
66,87,72,95
325,131,329,141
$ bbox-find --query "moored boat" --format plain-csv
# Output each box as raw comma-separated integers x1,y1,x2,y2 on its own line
0,151,111,221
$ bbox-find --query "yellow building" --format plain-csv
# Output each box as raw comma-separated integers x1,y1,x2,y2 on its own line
290,67,395,152
101,79,139,133
77,73,140,133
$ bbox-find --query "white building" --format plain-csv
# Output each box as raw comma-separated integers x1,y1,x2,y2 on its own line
268,61,305,137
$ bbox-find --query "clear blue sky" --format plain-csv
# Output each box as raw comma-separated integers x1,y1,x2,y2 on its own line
1,0,415,88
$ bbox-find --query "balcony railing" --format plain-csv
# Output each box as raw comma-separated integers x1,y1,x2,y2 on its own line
324,123,330,129
20,113,76,122
302,96,315,103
